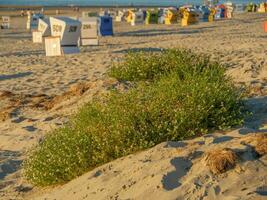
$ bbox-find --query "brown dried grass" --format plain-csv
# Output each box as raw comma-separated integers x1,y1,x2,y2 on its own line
204,148,237,174
42,83,92,110
241,133,267,156
254,134,267,156
0,90,14,99
0,109,11,122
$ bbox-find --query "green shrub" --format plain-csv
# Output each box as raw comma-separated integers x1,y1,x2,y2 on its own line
108,49,216,82
23,50,244,186
23,128,96,185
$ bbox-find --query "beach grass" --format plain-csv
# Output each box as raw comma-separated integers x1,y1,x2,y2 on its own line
23,49,245,186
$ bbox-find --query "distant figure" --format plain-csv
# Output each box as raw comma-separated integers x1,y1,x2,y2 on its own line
41,8,44,14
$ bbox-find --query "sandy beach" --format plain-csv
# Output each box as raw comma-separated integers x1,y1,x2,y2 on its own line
0,9,267,199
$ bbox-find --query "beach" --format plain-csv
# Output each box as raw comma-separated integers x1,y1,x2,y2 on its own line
0,9,267,199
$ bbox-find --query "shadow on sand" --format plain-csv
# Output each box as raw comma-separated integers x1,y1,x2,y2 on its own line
116,26,216,37
161,156,193,190
0,150,22,181
0,50,44,57
243,96,267,131
113,47,164,54
0,72,32,81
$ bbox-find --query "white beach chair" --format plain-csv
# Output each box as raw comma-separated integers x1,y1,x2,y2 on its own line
79,17,99,46
27,13,44,30
45,36,61,56
38,18,51,37
1,16,10,29
32,18,51,44
32,30,43,43
115,11,124,22
131,11,144,26
45,17,81,56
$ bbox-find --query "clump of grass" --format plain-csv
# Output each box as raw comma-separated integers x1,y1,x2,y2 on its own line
23,49,245,186
204,148,237,174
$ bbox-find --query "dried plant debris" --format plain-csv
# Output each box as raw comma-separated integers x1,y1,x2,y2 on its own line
0,82,95,121
254,134,267,156
42,83,92,110
204,148,237,174
241,133,267,156
0,108,12,122
0,90,15,99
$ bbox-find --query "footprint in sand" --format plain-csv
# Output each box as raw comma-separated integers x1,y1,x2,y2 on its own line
23,126,37,132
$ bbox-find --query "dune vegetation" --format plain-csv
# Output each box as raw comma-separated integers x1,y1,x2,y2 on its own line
23,49,245,186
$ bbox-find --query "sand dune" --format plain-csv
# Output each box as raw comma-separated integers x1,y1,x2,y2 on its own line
0,11,267,199
30,130,267,200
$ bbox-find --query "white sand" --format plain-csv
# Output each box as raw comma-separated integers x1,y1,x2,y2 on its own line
0,12,267,199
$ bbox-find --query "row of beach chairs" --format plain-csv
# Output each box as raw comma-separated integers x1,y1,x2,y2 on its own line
1,2,267,57
27,13,113,56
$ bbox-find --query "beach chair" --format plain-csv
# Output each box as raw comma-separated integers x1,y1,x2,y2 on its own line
38,18,51,37
208,8,216,22
158,8,167,24
165,9,179,25
225,3,234,18
181,9,199,26
246,3,257,12
79,17,99,46
215,5,226,19
46,17,81,56
131,11,144,26
195,6,210,22
1,16,10,29
99,16,113,36
27,13,44,30
32,30,43,43
234,4,246,13
45,36,62,56
126,10,134,23
32,18,51,44
258,3,267,13
145,10,159,25
246,3,253,12
115,11,124,22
